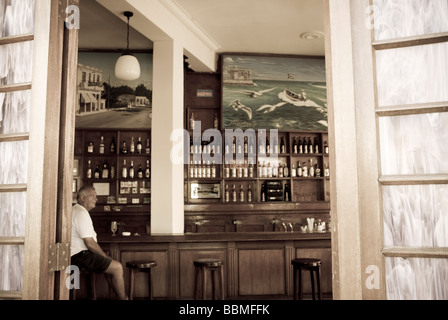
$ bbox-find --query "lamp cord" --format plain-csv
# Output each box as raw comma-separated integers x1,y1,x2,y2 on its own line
126,17,130,50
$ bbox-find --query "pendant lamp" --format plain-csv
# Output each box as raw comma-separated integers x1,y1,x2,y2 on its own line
115,11,141,81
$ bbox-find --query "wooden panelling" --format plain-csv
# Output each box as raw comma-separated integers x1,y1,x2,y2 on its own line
238,249,285,296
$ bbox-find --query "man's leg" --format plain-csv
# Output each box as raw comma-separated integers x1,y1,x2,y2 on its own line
104,259,128,300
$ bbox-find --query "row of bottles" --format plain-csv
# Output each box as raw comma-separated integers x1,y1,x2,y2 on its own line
189,161,218,179
291,137,327,155
85,160,151,180
87,136,150,155
190,112,219,130
224,184,254,203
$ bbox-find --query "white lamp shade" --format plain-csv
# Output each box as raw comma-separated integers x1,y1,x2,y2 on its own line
115,53,141,81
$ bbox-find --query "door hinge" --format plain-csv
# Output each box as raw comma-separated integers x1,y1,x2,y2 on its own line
48,242,70,272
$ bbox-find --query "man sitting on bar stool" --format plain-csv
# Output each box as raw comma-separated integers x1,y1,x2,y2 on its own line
70,185,128,300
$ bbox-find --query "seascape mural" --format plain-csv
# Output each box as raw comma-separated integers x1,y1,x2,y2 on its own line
221,54,327,131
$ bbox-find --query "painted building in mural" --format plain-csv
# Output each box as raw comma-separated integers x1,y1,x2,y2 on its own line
76,64,106,114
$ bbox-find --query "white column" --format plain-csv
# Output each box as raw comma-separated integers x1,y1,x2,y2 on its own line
151,39,184,234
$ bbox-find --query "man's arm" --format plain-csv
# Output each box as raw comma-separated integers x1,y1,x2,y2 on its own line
83,237,108,258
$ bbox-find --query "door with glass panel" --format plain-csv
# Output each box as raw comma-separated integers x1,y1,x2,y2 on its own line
372,0,448,299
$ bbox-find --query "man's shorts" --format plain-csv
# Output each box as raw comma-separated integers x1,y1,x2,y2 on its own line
70,250,112,273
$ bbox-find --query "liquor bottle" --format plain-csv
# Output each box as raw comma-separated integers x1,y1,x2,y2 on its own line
297,161,302,177
145,160,150,179
324,162,330,177
130,137,135,154
101,161,109,179
302,162,308,177
291,163,297,177
266,137,270,154
267,162,272,178
278,162,283,177
237,163,243,178
190,161,194,178
314,137,320,154
243,160,248,178
99,136,105,154
225,185,230,203
273,137,278,154
211,161,216,178
272,162,278,177
190,112,195,130
232,137,236,154
308,137,313,154
261,184,266,202
283,163,289,178
146,138,151,154
324,141,329,154
86,160,92,178
248,162,254,178
262,161,267,178
293,137,298,154
280,137,286,154
110,137,116,154
284,184,291,202
309,159,315,177
239,185,245,202
247,185,253,203
194,161,198,178
213,113,219,129
244,137,248,154
258,161,263,178
303,138,308,154
121,140,128,154
87,140,94,153
315,164,321,178
129,161,135,178
110,163,115,179
94,165,100,179
122,159,128,179
206,161,211,178
136,137,143,154
232,185,237,203
190,137,194,154
232,160,237,178
298,137,303,154
224,161,230,178
137,164,143,179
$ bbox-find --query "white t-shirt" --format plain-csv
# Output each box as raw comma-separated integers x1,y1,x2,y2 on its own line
71,203,97,256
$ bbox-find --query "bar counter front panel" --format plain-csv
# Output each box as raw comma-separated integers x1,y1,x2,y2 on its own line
89,232,331,300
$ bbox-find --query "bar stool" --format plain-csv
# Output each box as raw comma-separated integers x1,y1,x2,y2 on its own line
126,260,157,300
193,258,224,300
70,269,97,300
291,258,322,300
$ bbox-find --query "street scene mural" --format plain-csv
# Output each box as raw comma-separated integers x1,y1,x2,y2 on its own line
75,52,153,129
222,54,327,131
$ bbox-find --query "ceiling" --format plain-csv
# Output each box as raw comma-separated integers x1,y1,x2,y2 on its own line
79,0,325,67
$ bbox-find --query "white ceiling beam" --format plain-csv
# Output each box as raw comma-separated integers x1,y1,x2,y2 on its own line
95,0,219,72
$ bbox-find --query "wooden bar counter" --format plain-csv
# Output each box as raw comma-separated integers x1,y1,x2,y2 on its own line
91,231,332,300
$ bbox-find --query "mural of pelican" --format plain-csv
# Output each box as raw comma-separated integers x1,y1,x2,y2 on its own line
256,101,287,113
230,100,253,120
236,87,277,98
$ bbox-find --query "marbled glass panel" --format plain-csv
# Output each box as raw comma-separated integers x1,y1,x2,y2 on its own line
386,257,448,300
373,0,448,41
0,0,35,37
0,140,28,184
0,192,26,237
0,245,23,291
383,185,448,247
375,42,448,107
379,113,448,175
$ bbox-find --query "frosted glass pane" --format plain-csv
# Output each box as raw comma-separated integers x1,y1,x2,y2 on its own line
383,185,448,247
379,113,448,175
0,140,29,184
0,41,34,85
386,257,448,300
0,90,31,133
0,245,23,291
376,42,448,106
0,0,35,37
373,0,448,41
0,192,26,237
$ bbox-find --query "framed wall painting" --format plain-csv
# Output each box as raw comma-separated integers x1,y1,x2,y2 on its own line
221,54,327,131
75,51,153,129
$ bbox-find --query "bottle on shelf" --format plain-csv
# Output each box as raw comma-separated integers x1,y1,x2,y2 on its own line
324,162,330,177
302,161,308,177
101,161,109,179
324,141,329,154
122,159,128,179
291,162,297,177
86,160,92,178
206,161,211,178
120,140,128,154
190,112,195,130
239,185,245,202
110,163,115,179
248,162,254,178
129,161,135,179
211,161,216,178
297,161,302,177
298,137,303,154
136,137,143,154
146,138,151,154
243,160,248,178
190,160,194,178
266,137,270,154
110,137,116,154
225,185,230,203
224,161,230,178
94,165,100,179
130,137,135,154
280,137,286,154
293,137,298,154
247,185,253,203
309,159,315,177
315,163,321,178
99,136,105,154
303,138,308,154
137,164,143,179
232,185,237,203
283,163,289,178
261,183,266,202
87,140,94,154
284,184,291,202
314,137,320,154
308,137,313,154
